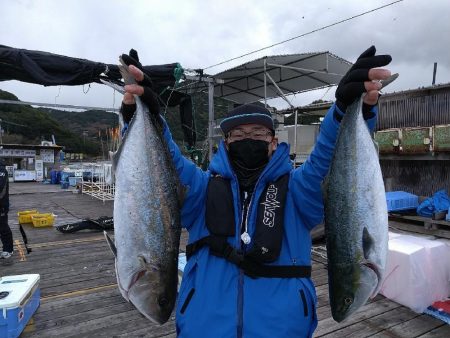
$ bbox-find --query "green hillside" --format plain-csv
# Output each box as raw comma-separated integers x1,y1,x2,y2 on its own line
0,89,232,158
0,90,103,154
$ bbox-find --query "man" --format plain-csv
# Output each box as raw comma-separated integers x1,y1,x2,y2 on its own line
0,158,13,265
120,46,391,337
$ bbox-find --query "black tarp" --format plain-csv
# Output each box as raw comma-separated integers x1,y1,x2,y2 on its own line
0,45,197,146
0,44,108,86
0,45,182,91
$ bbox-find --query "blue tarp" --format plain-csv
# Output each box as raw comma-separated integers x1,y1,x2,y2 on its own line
416,189,450,217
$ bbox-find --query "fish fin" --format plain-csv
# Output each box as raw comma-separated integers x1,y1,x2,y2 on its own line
138,255,159,272
104,231,117,258
362,227,375,260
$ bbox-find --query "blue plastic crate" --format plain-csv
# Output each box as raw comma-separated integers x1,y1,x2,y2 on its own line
385,191,419,212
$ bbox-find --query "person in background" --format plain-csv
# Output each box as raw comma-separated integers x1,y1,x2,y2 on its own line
0,158,13,265
120,46,391,337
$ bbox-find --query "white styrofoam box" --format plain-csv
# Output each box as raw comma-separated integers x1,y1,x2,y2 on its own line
380,235,450,313
388,231,403,240
399,235,450,299
380,239,427,312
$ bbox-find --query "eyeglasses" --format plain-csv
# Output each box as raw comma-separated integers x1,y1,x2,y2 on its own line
227,129,273,142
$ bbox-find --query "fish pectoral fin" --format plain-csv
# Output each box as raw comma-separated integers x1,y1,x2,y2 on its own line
362,227,375,260
104,231,117,258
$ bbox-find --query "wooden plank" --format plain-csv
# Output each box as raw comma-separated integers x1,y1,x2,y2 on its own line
70,317,177,338
2,252,114,278
39,271,116,292
416,324,450,337
312,253,328,265
312,272,329,287
369,315,446,337
390,214,450,227
112,319,177,338
315,298,401,336
318,306,420,337
40,276,117,297
389,220,450,239
3,258,115,281
38,288,120,313
34,295,126,323
312,266,329,279
22,308,138,338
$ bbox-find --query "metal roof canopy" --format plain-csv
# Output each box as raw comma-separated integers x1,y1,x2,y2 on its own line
213,52,352,107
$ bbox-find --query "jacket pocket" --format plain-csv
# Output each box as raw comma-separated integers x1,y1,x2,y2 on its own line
180,288,195,314
177,260,198,315
299,289,308,317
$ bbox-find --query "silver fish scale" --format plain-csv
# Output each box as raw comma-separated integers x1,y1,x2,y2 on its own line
324,96,388,322
113,98,181,303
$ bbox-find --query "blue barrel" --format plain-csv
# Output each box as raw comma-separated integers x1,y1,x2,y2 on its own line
56,171,61,184
50,170,57,184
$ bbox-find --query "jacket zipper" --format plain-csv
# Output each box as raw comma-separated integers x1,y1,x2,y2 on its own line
237,180,262,338
237,190,250,338
229,149,280,338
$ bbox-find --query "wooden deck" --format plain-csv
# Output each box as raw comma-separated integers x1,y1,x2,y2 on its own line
1,183,449,337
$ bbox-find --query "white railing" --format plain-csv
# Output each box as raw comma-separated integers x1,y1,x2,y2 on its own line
81,163,115,203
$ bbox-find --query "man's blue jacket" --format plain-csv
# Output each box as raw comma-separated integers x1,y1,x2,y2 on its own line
161,104,377,338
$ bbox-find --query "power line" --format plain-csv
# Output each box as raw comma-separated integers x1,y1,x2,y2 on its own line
204,0,404,70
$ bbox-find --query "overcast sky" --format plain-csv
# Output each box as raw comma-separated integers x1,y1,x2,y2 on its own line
0,0,449,111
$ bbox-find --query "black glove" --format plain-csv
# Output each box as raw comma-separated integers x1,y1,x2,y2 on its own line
335,46,391,120
120,101,136,125
120,49,160,124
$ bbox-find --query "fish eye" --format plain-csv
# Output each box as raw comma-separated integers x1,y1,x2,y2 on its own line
158,297,168,307
344,297,353,305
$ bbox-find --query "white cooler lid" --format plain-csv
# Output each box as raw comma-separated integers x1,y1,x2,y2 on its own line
0,274,40,309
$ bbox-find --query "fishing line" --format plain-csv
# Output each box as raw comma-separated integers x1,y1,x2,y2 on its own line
204,0,404,70
319,85,335,101
161,79,178,117
54,85,62,104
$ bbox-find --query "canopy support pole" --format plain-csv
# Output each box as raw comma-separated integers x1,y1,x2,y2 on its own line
208,81,215,161
265,72,295,109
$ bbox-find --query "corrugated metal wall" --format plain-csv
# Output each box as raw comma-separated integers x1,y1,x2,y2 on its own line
381,160,450,196
377,85,450,197
377,86,450,130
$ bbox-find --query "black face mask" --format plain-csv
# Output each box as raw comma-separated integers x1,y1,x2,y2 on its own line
228,139,270,190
